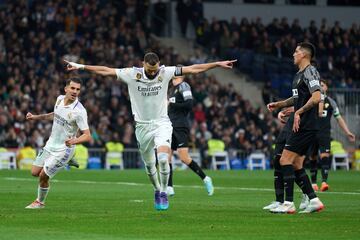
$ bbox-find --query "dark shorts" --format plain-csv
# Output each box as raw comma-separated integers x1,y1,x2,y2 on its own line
284,130,318,156
171,127,190,150
309,132,331,156
274,130,290,156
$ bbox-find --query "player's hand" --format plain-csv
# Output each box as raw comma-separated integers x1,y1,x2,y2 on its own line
267,102,278,112
64,60,84,71
65,138,77,147
217,60,237,69
26,112,36,120
347,132,356,142
292,111,301,132
277,111,287,124
282,107,294,116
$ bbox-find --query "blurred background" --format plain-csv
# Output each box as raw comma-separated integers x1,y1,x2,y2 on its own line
0,0,359,171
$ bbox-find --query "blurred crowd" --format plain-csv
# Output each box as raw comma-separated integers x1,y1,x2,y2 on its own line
194,15,359,88
0,0,281,162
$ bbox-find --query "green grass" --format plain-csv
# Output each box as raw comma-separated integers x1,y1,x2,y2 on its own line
1,169,359,240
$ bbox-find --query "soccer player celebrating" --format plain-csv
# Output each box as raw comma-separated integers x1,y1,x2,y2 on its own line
309,79,355,192
167,73,214,196
65,53,235,210
267,42,324,214
25,78,91,209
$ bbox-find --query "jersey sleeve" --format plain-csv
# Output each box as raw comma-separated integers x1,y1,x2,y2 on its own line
164,66,183,79
75,110,89,131
115,68,132,84
304,66,321,93
328,97,341,118
179,82,193,100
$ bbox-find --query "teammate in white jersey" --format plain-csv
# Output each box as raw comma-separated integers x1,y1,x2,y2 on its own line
65,52,236,210
25,78,92,209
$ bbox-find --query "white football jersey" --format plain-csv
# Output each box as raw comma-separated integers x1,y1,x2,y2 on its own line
115,66,182,122
44,95,89,152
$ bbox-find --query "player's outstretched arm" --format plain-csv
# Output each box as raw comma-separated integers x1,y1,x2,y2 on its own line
336,117,356,142
65,129,92,147
181,60,237,75
26,112,54,121
64,60,116,77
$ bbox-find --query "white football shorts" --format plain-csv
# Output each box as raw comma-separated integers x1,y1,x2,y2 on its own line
33,147,75,178
135,117,172,166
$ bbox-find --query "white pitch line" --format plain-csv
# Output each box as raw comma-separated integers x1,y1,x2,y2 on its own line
3,177,360,196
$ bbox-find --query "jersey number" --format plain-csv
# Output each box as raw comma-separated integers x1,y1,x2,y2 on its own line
292,89,298,97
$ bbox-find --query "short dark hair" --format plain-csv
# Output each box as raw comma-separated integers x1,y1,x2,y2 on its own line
144,52,160,66
320,79,328,86
66,77,83,86
298,42,316,59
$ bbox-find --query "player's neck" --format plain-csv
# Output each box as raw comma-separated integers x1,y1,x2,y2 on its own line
63,97,75,106
298,60,311,72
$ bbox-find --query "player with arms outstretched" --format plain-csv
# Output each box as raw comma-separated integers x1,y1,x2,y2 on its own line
65,53,235,210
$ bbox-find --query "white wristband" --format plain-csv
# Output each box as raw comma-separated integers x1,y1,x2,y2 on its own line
69,61,85,70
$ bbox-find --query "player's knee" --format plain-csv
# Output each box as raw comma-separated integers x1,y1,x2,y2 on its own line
31,167,41,177
157,152,169,165
145,164,156,175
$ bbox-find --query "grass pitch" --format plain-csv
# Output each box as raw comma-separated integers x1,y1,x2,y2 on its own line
1,169,359,240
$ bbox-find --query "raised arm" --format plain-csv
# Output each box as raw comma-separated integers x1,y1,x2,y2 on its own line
26,112,54,121
64,60,116,76
181,60,237,75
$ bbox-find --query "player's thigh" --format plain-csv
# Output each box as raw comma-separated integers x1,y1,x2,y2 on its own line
293,155,306,170
154,118,172,149
33,148,50,168
43,148,75,178
135,124,155,155
279,149,298,165
285,130,317,156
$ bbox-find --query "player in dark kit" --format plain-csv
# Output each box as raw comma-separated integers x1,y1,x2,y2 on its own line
263,108,294,210
267,42,324,214
167,74,214,196
309,79,355,192
263,108,312,211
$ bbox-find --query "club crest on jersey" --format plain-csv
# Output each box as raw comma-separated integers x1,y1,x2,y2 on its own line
158,76,163,82
325,103,329,109
68,113,72,119
136,73,142,80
